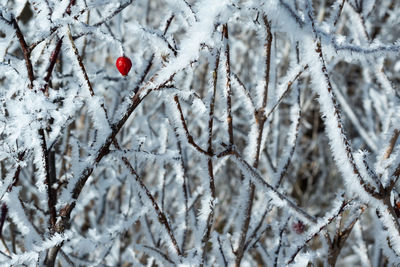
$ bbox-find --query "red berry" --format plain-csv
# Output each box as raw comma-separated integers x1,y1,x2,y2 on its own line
116,56,132,76
292,220,305,234
395,201,400,218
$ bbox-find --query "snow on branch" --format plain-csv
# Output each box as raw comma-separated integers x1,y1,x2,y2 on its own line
0,0,400,265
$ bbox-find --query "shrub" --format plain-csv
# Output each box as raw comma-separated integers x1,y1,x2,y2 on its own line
0,0,400,266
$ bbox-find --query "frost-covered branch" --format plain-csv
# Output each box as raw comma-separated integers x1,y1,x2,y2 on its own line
1,0,400,265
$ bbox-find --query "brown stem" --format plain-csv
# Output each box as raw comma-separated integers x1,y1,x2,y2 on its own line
200,50,220,265
92,0,134,27
382,196,400,243
273,218,289,267
333,0,346,26
264,66,308,120
222,24,234,146
234,16,272,267
382,129,400,192
38,128,57,232
6,151,25,192
309,9,382,198
45,243,63,267
171,128,190,252
42,38,63,96
262,16,272,109
234,184,255,267
11,18,34,88
29,0,133,51
327,214,360,267
66,0,76,15
288,199,349,264
118,147,181,257
142,245,175,264
9,16,62,265
163,15,175,35
370,0,395,40
383,129,400,160
217,236,228,267
276,87,301,186
134,54,154,94
207,50,219,199
66,27,95,96
56,73,172,232
0,204,8,238
232,73,256,110
232,150,317,224
174,96,211,156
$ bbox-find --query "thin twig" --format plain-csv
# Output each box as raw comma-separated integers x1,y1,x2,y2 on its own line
92,0,135,27
287,199,350,264
134,54,154,94
383,129,400,160
42,38,63,95
115,141,181,257
262,16,272,109
231,150,317,224
11,17,34,88
56,73,175,238
171,127,190,252
173,96,211,156
276,86,301,186
142,245,175,265
200,49,220,265
306,4,382,198
222,24,234,146
243,207,270,252
38,128,57,232
333,0,346,26
327,208,362,266
273,217,289,267
66,27,95,96
264,65,308,120
163,15,175,35
217,236,228,267
232,73,256,112
234,17,272,267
